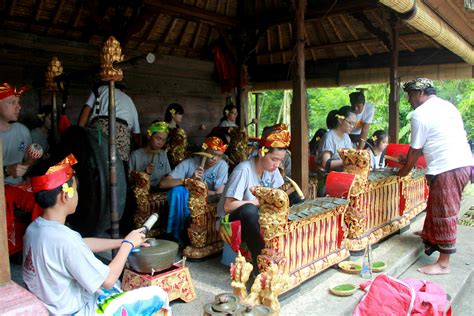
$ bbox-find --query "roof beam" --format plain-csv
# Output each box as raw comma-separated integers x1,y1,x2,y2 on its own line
247,0,378,28
143,0,237,28
256,33,424,59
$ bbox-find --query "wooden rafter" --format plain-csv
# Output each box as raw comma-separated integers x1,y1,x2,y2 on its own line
225,0,231,16
29,0,43,31
143,0,237,28
64,0,83,36
352,12,390,53
310,48,317,61
52,0,65,25
340,14,373,56
399,37,414,52
33,0,43,21
267,29,273,64
248,0,377,28
178,21,190,46
153,17,177,52
328,16,357,58
8,0,17,16
191,21,203,49
135,14,160,50
256,33,424,59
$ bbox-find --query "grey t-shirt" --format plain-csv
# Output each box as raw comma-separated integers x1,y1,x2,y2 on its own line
23,217,109,315
129,148,171,187
169,156,228,191
216,158,284,219
218,120,238,128
1,122,32,184
85,86,140,133
317,129,353,163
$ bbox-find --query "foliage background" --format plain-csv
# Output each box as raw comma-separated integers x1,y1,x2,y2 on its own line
247,80,473,144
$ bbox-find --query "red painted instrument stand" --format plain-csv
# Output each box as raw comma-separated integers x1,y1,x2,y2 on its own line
122,262,197,303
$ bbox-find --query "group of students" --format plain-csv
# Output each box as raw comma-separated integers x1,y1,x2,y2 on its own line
308,91,389,197
2,77,472,314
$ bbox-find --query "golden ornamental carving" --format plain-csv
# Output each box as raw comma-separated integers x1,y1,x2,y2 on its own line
338,148,371,181
228,127,249,165
182,177,223,259
45,57,63,92
230,253,289,315
166,128,188,167
230,251,254,300
100,36,124,81
251,187,289,241
130,170,166,237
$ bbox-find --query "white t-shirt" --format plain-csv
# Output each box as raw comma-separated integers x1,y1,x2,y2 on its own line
23,217,109,315
410,96,473,175
317,129,353,164
85,86,140,133
216,158,284,219
351,102,375,135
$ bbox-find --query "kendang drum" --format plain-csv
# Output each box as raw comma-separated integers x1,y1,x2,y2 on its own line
52,126,127,237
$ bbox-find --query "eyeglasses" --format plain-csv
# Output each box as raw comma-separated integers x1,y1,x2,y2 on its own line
344,119,356,127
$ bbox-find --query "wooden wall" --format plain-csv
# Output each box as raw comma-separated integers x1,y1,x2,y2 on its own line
0,31,226,146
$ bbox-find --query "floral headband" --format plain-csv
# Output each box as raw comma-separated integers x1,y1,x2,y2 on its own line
202,136,228,153
0,82,27,100
335,114,345,120
147,121,169,137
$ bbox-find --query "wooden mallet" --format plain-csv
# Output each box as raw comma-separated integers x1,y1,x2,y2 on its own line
193,151,214,169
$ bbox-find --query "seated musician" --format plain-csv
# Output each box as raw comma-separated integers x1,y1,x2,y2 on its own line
309,128,327,156
366,130,389,170
129,122,171,190
159,134,229,241
316,106,355,196
317,106,355,173
217,123,298,268
218,104,238,128
23,155,170,315
0,83,42,254
164,103,184,131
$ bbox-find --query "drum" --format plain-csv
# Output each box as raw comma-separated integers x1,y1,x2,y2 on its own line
53,126,126,237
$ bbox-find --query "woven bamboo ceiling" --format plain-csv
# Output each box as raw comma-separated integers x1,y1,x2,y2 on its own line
1,0,472,72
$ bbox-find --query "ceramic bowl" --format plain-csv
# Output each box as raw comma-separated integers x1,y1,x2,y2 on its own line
329,283,357,296
338,261,362,274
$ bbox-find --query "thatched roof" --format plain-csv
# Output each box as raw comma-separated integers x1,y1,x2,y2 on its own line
1,0,472,84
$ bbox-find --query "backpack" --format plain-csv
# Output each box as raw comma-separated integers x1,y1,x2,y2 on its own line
353,274,451,316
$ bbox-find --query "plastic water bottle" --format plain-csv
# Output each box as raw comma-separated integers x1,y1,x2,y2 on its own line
361,244,373,279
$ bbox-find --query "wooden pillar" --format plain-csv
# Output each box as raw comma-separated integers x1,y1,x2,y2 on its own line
389,16,399,143
0,143,11,285
254,92,263,138
290,0,309,196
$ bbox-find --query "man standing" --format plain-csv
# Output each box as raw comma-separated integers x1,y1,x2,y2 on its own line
77,82,141,161
348,90,376,150
398,78,473,275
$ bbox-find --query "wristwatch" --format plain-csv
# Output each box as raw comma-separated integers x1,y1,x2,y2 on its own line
3,165,9,176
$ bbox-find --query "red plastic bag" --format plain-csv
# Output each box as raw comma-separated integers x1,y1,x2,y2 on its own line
353,274,451,316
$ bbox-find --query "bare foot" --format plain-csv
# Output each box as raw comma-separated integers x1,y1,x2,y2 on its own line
414,230,422,236
417,263,450,275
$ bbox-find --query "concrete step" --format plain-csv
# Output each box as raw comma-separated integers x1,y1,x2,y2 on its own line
398,224,474,316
